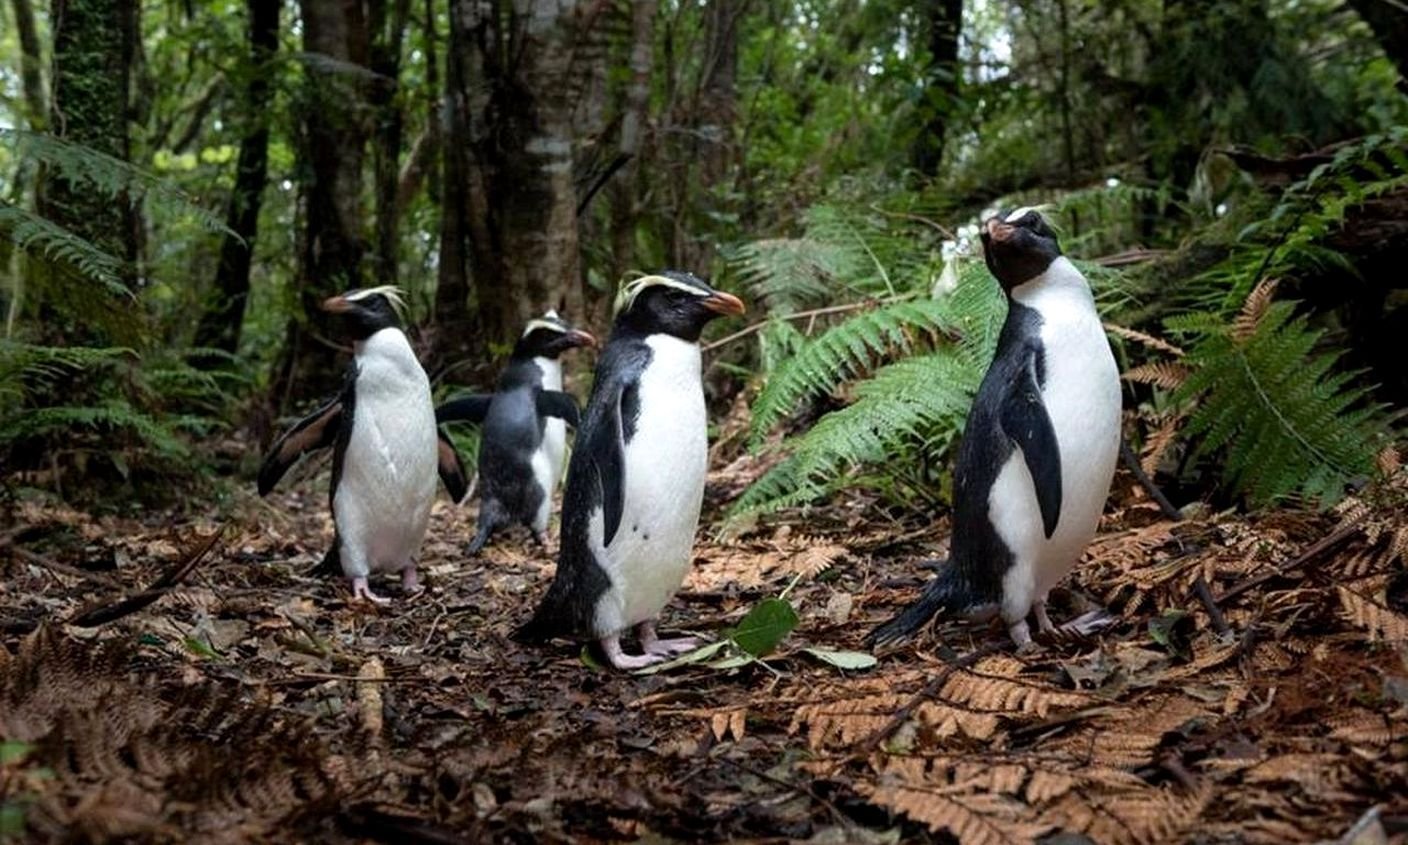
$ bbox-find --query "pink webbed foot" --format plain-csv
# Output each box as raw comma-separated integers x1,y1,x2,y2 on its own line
600,634,666,670
636,622,703,657
351,577,391,605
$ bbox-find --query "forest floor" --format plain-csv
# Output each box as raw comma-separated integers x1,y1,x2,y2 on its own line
3,440,1408,844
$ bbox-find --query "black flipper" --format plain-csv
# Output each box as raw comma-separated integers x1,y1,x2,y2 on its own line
258,394,344,495
436,429,470,503
536,390,582,427
585,378,628,546
999,347,1062,539
436,394,492,425
866,559,967,647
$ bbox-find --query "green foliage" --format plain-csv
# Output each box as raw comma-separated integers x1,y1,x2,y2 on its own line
1165,292,1392,507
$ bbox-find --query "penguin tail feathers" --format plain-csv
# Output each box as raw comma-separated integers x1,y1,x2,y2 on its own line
511,612,554,645
865,560,966,648
309,542,340,577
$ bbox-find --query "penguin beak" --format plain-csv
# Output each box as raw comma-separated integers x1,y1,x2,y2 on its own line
321,294,354,314
984,218,1017,243
567,329,597,349
701,290,746,317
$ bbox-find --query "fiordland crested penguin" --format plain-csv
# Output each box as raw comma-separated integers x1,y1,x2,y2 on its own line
436,311,595,553
258,286,469,603
514,272,746,670
868,209,1121,649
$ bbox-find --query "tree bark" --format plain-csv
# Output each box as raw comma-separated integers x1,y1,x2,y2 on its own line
604,0,658,323
442,0,611,351
194,0,280,354
369,0,411,286
10,0,47,130
911,0,962,177
39,0,139,289
433,0,474,365
1348,0,1408,87
272,0,373,409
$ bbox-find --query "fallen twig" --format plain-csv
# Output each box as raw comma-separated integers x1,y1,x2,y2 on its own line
1193,574,1232,638
66,527,225,627
1215,515,1365,605
861,639,1004,754
1120,437,1183,521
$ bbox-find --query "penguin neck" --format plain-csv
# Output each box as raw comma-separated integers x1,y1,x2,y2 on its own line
533,355,563,391
1009,257,1094,313
354,327,418,370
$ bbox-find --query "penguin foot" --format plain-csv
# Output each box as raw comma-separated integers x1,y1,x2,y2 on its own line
351,577,391,605
401,566,423,596
600,635,666,670
636,622,702,657
1008,619,1038,653
1033,600,1057,635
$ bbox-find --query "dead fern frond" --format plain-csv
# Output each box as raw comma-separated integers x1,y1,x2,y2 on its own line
858,781,1049,845
939,656,1090,718
1140,414,1185,476
790,542,848,578
1336,583,1408,642
1104,322,1187,357
1327,711,1397,747
1232,278,1280,341
1122,361,1191,389
1042,783,1210,845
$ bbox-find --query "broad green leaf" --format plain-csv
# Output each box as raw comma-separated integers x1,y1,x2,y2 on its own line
802,647,878,670
729,598,800,657
0,741,32,765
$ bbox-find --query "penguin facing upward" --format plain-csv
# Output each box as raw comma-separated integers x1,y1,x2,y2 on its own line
258,286,469,603
868,209,1121,649
515,272,746,670
436,311,596,553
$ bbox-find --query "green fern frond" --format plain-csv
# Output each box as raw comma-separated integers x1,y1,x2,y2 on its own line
746,297,952,446
0,204,131,297
1172,299,1392,506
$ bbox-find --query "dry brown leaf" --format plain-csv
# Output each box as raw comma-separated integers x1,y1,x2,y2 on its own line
1122,361,1191,389
1233,278,1280,341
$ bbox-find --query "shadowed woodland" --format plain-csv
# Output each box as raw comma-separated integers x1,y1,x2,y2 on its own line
3,0,1408,841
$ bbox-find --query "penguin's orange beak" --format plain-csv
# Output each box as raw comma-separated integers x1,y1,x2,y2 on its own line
702,290,746,317
985,218,1017,243
321,294,353,313
568,329,598,349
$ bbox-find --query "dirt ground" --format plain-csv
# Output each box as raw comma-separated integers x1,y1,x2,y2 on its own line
2,447,1407,844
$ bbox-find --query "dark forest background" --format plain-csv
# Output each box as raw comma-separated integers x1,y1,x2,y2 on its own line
2,0,1406,517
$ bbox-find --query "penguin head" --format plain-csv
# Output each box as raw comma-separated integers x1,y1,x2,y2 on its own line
980,208,1062,291
514,310,597,360
321,286,406,340
615,272,746,342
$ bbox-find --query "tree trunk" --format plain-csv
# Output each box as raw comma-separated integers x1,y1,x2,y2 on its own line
272,0,372,409
1348,0,1408,87
39,0,140,293
10,0,47,130
910,0,962,177
369,0,411,286
446,0,607,350
432,0,474,366
604,0,658,324
193,0,280,355
672,0,739,273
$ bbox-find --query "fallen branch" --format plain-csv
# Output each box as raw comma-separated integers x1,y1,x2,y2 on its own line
66,526,225,627
1215,515,1365,605
860,639,1003,754
1120,437,1183,521
1192,574,1231,638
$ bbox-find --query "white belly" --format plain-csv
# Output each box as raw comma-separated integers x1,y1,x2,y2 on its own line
333,330,439,577
591,336,708,635
534,356,568,531
993,269,1121,621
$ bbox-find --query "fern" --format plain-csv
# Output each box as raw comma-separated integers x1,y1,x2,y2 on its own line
746,297,953,447
1168,290,1392,506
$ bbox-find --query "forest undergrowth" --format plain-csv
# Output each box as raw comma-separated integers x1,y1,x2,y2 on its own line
2,407,1405,844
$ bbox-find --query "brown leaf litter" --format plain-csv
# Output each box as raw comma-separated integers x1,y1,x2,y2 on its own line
1,464,1407,843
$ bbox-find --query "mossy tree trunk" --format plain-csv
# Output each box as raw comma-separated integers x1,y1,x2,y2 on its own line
911,0,963,177
38,0,140,308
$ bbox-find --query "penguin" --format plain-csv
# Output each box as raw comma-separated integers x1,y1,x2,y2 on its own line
868,209,1121,649
435,311,596,553
257,286,469,603
514,272,746,670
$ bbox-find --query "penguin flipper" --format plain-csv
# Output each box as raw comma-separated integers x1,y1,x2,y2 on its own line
536,390,582,427
590,380,628,546
258,396,344,495
436,429,471,503
436,395,492,425
1000,349,1062,538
